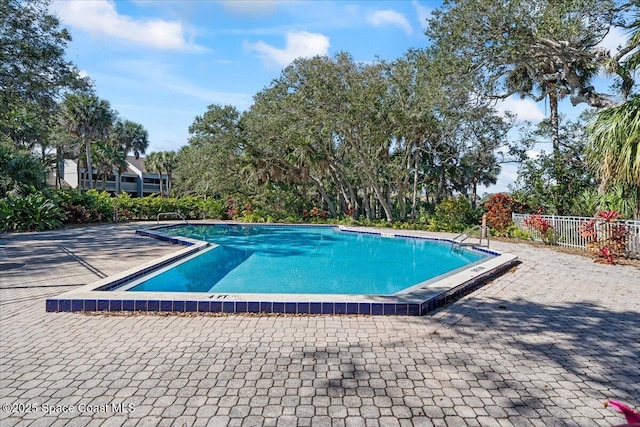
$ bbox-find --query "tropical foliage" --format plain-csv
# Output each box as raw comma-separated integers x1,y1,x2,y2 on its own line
510,113,598,215
523,214,557,245
0,142,47,197
54,189,114,224
579,211,630,264
143,151,178,197
174,52,511,222
1,0,639,239
59,93,114,189
0,0,89,151
0,192,64,232
483,193,527,232
587,97,640,186
426,0,639,219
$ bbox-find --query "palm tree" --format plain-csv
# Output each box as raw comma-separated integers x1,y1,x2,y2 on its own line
60,93,113,189
586,97,640,189
112,119,149,159
143,152,164,197
92,139,127,191
111,119,148,193
160,151,177,197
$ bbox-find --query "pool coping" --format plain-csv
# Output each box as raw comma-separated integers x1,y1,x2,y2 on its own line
46,223,519,316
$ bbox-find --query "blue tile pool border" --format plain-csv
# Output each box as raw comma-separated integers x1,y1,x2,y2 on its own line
46,223,518,316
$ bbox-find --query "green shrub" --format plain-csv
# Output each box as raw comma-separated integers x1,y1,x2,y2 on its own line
113,192,135,221
238,212,269,223
504,224,531,239
432,197,478,232
0,144,47,198
203,198,226,219
176,196,205,219
0,193,64,231
54,189,114,224
113,194,227,221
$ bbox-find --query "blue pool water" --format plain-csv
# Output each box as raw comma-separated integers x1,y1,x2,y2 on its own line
127,225,487,295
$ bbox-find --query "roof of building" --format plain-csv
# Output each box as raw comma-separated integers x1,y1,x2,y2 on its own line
126,156,145,173
126,156,166,177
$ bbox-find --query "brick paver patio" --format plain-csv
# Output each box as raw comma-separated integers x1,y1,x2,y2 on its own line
1,223,638,427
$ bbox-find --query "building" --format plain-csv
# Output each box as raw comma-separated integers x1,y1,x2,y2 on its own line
61,156,168,197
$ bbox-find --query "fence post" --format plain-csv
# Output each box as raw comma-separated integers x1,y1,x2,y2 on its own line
481,214,487,239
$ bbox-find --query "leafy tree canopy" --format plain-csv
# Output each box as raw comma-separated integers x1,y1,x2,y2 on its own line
0,141,47,197
0,0,89,148
426,0,632,107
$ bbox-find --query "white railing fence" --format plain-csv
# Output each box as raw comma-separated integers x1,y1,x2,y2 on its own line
512,213,640,258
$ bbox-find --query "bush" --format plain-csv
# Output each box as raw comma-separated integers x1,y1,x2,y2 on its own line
114,193,227,221
0,193,64,231
54,189,114,224
432,197,479,232
203,198,226,219
0,144,47,198
523,214,557,245
302,207,329,223
0,190,231,232
484,193,526,232
504,224,531,239
579,211,629,265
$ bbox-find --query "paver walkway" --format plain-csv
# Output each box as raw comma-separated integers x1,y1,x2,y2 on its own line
0,223,638,427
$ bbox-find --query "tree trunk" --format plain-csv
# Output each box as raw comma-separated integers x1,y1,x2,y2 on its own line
329,164,358,216
84,138,94,189
363,188,372,220
158,169,164,197
410,151,420,219
355,151,394,222
398,179,407,220
55,156,62,189
472,178,478,210
309,174,337,217
77,161,84,191
549,89,564,215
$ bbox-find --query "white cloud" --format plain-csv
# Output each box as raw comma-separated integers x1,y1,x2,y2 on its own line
486,163,519,193
412,1,432,29
495,96,545,123
51,0,199,51
367,10,413,35
245,31,330,68
526,149,542,159
598,26,630,53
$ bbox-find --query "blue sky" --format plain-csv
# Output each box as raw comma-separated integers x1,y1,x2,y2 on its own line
50,0,627,193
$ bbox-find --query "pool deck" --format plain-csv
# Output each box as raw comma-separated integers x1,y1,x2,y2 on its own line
1,222,639,427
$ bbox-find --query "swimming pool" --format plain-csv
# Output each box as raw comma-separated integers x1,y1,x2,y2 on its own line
46,224,518,316
124,224,486,295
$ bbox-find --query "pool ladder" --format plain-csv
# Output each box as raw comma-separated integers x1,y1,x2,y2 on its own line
156,212,190,225
452,225,490,252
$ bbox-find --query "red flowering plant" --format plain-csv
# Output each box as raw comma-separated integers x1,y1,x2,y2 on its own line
303,207,329,222
226,198,236,220
523,214,557,245
605,400,640,427
579,211,629,265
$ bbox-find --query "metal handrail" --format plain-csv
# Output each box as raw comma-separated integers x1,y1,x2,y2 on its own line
452,225,490,248
156,212,190,225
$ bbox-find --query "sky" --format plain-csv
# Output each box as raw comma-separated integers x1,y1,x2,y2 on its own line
49,0,628,194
